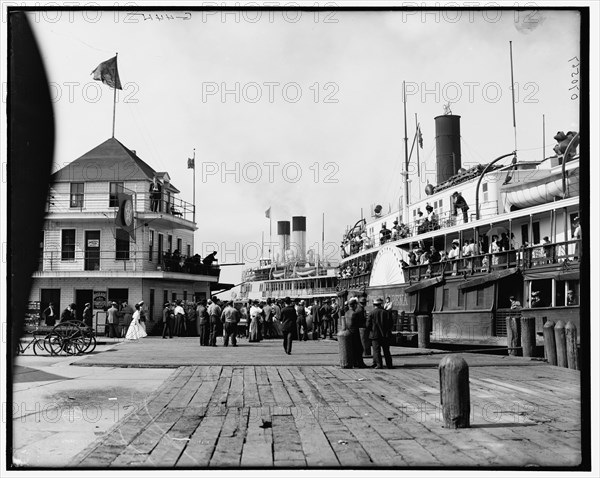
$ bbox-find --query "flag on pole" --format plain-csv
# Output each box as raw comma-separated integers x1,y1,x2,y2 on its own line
91,56,122,89
188,157,195,169
265,207,271,219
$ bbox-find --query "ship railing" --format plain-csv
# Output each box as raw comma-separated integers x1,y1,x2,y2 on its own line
342,202,499,254
46,188,195,222
403,239,580,281
37,249,220,276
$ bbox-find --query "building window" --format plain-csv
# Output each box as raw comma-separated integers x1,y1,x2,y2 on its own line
442,288,449,307
172,292,177,302
168,234,173,253
116,229,130,260
483,183,488,202
457,289,464,307
177,238,182,253
149,230,154,262
556,280,579,306
186,244,191,257
163,290,168,306
476,287,484,306
109,182,123,207
70,183,84,208
532,222,540,245
61,229,76,260
158,233,164,262
183,290,188,301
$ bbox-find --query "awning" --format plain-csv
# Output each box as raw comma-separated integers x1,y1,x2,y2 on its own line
522,268,579,281
405,276,444,294
457,267,520,290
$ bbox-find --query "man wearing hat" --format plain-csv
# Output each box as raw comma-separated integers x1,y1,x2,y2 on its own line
162,302,173,339
366,298,393,369
357,296,371,357
572,216,581,260
196,299,210,346
280,297,297,355
452,191,469,223
319,299,334,339
448,239,460,275
60,303,76,324
121,300,134,338
106,302,118,338
83,302,93,328
347,298,367,368
530,291,543,308
208,298,223,346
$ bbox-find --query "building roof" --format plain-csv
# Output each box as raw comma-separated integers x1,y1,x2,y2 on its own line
51,137,180,192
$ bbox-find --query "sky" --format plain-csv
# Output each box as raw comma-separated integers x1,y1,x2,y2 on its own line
18,5,587,288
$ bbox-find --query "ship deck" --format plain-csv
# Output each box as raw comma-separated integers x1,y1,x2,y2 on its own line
70,338,582,468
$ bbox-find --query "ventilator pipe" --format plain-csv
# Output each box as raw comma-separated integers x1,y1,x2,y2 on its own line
475,152,516,220
562,132,580,199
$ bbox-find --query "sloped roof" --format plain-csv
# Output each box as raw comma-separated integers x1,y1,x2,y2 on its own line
51,137,179,192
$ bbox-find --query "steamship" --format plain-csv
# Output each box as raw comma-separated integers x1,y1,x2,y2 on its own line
338,113,581,346
239,216,339,303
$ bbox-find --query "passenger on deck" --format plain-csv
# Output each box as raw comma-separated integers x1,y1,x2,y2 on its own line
379,223,392,245
408,251,418,266
530,290,543,308
203,251,218,266
429,245,441,263
448,239,460,275
509,296,522,310
426,204,439,230
567,289,578,306
452,191,470,223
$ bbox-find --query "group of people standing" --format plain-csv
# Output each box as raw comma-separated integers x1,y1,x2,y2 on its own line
106,300,148,340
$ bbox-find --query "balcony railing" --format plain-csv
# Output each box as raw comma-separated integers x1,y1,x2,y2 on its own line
37,249,220,277
47,189,195,222
403,239,580,282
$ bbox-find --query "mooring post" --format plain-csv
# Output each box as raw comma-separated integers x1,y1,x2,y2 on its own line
506,316,521,356
417,315,431,349
565,321,579,370
543,320,557,365
439,354,470,429
337,329,353,369
520,316,536,357
554,320,567,368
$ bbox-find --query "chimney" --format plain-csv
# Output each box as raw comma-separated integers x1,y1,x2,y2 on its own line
434,114,462,184
291,216,307,261
276,221,290,263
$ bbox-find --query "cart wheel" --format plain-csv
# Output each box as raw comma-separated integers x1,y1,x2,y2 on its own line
32,339,46,356
45,333,65,356
81,334,97,354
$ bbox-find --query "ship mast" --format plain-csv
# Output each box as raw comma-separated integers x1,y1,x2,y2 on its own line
403,80,410,221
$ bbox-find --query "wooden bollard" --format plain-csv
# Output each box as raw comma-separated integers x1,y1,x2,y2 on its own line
337,330,353,369
520,316,536,357
506,316,521,356
417,315,431,349
554,320,567,368
439,354,470,429
565,321,579,370
543,320,557,365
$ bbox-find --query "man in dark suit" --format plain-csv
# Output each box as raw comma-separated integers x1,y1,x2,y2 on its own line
280,297,297,355
60,303,76,323
162,302,173,339
196,299,209,346
347,298,367,368
43,302,57,326
366,298,393,369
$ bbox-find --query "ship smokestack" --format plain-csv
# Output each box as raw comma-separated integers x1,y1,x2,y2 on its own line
291,216,306,261
276,220,290,263
434,114,462,184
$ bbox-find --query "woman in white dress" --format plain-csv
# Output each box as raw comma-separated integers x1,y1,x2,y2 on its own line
137,301,147,334
126,303,148,340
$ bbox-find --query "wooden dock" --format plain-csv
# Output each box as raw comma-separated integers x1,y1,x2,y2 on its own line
70,342,582,468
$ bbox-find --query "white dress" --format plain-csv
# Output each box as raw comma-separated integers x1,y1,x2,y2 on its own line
126,310,148,340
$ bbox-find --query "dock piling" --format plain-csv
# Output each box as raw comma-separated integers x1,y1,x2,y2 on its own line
439,354,470,429
506,316,521,356
337,330,353,369
417,315,431,349
520,316,536,357
554,320,567,368
543,320,557,365
565,321,579,370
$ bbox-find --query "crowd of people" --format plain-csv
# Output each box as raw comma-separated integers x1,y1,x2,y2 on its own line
161,250,219,274
341,192,471,257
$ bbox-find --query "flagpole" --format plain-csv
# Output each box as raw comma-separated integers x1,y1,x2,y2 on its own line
192,149,196,223
415,113,421,201
112,52,118,138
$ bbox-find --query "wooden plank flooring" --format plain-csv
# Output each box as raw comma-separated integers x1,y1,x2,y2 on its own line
71,361,582,468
